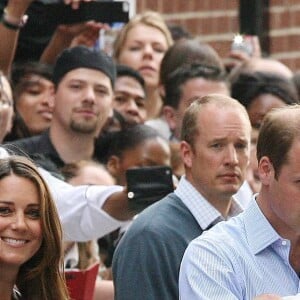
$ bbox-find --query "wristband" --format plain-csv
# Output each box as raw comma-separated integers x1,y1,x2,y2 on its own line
1,8,28,30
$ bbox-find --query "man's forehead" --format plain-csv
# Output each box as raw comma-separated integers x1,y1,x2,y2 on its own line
197,105,251,134
116,75,144,89
60,68,112,86
115,76,145,96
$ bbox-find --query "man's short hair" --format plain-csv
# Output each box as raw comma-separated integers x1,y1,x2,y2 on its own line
164,63,227,108
181,94,250,148
257,104,300,179
160,39,225,87
116,64,145,92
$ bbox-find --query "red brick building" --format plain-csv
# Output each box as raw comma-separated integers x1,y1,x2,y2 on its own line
136,0,300,71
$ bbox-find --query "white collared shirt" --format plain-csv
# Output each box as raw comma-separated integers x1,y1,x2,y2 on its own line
175,176,243,230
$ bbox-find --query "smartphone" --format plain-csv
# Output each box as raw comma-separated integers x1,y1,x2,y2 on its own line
39,1,129,26
231,34,254,56
126,166,174,213
97,22,125,55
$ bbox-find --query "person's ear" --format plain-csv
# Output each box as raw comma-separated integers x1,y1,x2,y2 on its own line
162,106,177,131
258,156,274,185
106,155,121,178
180,141,193,168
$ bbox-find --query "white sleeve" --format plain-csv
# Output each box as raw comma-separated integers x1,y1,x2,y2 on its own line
39,168,130,241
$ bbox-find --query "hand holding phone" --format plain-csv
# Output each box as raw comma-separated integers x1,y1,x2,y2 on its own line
231,34,262,58
231,34,254,56
225,34,262,73
126,166,174,213
40,1,129,27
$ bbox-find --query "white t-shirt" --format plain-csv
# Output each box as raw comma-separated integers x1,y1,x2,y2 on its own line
0,147,129,241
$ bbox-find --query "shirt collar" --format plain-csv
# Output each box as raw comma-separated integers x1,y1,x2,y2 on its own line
244,197,282,255
175,176,243,230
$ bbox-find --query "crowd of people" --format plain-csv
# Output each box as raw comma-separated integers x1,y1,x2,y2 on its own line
0,0,300,299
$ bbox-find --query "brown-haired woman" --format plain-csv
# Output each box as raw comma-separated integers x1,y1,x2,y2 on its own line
0,156,68,300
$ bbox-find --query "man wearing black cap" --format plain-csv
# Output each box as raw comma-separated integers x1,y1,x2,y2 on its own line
8,45,116,170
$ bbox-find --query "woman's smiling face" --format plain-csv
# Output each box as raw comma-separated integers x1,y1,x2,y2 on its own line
0,174,42,269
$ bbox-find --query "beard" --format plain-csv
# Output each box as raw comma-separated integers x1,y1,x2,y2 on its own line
70,118,98,134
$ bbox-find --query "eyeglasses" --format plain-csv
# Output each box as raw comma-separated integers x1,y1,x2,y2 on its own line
0,73,12,108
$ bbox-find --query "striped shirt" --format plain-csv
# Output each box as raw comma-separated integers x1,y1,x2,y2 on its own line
179,199,300,300
175,175,243,230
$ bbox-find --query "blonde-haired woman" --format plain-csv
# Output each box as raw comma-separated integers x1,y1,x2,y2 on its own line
114,11,173,120
0,156,68,300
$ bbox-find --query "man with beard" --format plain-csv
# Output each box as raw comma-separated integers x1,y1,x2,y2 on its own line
8,46,115,170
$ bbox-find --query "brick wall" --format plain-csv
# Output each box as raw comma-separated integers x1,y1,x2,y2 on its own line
269,0,300,70
136,0,300,72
